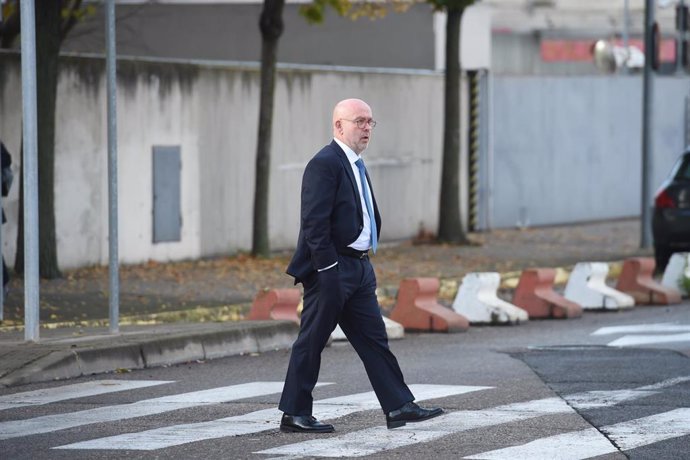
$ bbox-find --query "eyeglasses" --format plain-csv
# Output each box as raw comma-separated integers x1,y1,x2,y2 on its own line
341,118,377,129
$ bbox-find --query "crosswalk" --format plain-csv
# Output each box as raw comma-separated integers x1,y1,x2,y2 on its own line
0,377,688,458
592,323,690,347
56,384,486,451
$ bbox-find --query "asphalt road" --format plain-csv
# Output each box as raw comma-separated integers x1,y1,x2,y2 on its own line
1,302,689,459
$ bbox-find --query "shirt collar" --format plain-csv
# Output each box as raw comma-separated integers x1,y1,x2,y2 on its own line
334,138,360,165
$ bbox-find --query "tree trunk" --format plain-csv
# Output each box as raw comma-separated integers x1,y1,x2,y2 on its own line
0,1,21,48
437,5,469,244
252,0,284,258
16,0,62,278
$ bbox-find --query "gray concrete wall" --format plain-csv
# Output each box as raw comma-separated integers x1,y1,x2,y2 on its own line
61,3,437,70
489,75,689,228
0,53,452,269
3,49,684,270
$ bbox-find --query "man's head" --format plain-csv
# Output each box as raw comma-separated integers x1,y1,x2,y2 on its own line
333,98,376,155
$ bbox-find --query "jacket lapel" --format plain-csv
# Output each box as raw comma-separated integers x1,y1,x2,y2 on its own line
331,140,363,219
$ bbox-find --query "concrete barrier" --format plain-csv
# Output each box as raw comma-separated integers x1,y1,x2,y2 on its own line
452,272,528,324
247,289,301,323
390,278,469,332
564,262,635,310
661,252,690,298
615,257,682,305
512,268,582,319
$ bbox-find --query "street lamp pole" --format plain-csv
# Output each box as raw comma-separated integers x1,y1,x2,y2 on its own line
624,0,631,73
641,0,655,249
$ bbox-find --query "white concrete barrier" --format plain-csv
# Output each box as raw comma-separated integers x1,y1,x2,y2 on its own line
331,317,405,342
564,262,635,310
452,272,528,324
661,252,690,298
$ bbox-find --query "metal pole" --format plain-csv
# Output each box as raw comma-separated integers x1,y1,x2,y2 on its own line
641,0,655,249
0,0,6,319
623,0,630,73
106,0,120,334
0,0,2,323
1,1,5,322
678,0,687,73
486,69,494,231
20,0,40,341
676,0,685,73
0,151,3,322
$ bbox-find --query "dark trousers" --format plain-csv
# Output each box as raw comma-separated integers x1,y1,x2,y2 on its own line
278,255,414,415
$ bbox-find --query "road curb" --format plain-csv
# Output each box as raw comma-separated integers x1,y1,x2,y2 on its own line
0,321,298,387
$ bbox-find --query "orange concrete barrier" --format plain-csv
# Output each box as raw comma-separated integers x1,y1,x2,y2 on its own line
512,268,582,319
247,288,301,323
390,278,469,332
615,257,682,305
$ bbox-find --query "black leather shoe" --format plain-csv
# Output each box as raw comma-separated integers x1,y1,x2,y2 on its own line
280,414,334,433
386,401,444,429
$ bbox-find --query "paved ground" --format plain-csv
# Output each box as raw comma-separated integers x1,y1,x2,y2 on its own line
0,218,655,387
0,218,650,326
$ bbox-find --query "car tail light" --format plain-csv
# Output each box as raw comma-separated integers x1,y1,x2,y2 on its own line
655,189,676,208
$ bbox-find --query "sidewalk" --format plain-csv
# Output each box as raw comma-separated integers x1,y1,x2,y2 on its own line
0,218,651,387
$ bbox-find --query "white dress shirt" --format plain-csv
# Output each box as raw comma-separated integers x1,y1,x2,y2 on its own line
318,139,374,272
333,138,374,252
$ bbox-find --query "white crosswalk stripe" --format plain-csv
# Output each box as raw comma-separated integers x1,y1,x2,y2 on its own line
465,428,615,460
466,408,690,459
591,323,690,347
255,377,690,458
0,379,171,411
1,377,688,458
256,398,571,458
54,384,488,450
0,381,289,440
564,375,690,409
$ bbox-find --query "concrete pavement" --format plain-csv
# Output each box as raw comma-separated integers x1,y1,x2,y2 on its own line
0,218,654,387
0,321,298,387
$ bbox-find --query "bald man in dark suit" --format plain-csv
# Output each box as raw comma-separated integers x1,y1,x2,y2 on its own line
278,98,443,433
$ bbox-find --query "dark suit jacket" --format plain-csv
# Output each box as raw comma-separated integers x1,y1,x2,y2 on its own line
287,140,381,284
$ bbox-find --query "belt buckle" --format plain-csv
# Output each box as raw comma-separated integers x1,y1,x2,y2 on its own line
359,251,367,259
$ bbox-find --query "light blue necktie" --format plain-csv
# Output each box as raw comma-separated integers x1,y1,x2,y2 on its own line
355,158,377,253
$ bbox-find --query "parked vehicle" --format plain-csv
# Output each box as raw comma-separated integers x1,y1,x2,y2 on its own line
652,150,690,270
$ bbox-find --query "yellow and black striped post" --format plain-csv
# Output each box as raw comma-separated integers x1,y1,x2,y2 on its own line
467,70,481,232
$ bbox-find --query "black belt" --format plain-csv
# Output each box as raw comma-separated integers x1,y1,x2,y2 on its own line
338,247,369,259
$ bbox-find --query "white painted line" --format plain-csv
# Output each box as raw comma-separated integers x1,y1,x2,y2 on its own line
465,408,690,459
637,375,690,391
257,377,690,458
608,332,690,347
591,323,690,336
0,380,172,411
256,397,573,458
0,381,289,441
464,427,615,459
565,389,661,409
606,408,690,450
561,376,690,410
55,384,488,451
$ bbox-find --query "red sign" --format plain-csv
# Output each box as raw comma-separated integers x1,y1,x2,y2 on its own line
541,38,676,62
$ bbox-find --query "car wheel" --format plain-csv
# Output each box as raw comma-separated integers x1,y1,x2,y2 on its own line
654,243,672,273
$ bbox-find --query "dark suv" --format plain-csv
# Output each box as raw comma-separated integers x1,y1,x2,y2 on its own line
652,150,690,270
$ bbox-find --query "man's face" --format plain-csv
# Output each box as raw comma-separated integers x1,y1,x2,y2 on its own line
337,103,374,155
